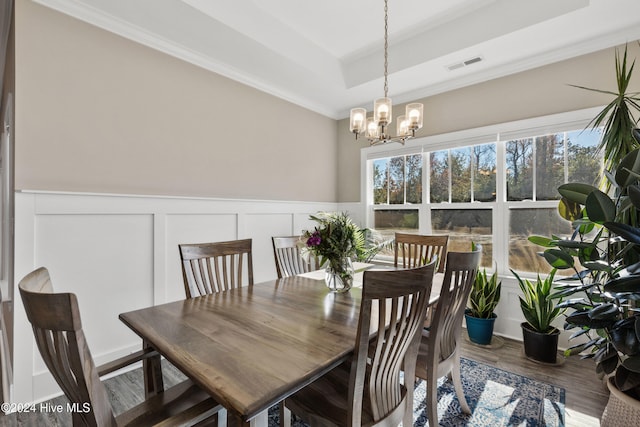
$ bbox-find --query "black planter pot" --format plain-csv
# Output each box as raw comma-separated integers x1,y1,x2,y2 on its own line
521,322,560,364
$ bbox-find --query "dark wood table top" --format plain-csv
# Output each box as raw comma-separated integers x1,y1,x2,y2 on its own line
119,275,364,423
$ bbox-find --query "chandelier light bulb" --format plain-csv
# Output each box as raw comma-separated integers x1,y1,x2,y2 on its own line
406,103,424,130
349,108,367,134
366,117,380,139
397,115,409,137
374,97,392,125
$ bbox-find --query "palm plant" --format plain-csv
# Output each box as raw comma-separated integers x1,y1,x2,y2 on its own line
570,43,640,175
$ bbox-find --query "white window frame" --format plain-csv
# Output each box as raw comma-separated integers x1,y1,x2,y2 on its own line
360,106,603,276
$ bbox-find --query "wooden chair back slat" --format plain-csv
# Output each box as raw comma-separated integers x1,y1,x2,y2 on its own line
415,247,482,427
272,236,317,278
430,249,481,359
394,232,449,273
20,267,225,427
282,261,436,427
19,267,116,427
351,260,436,425
179,239,253,298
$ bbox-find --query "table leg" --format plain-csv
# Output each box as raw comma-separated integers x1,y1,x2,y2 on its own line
142,339,164,398
279,404,292,427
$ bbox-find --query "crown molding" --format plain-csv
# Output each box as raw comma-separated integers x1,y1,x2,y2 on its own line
32,1,640,121
32,0,340,118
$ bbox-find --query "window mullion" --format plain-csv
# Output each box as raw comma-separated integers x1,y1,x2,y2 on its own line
403,155,407,204
564,132,569,183
495,137,508,274
423,151,429,205
447,150,452,203
532,137,537,202
470,149,475,202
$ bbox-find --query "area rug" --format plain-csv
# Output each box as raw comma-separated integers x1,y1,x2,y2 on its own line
268,358,565,427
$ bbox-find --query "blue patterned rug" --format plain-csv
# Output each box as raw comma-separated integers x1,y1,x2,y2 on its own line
268,358,565,426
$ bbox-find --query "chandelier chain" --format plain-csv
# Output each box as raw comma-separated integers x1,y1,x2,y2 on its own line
348,0,423,146
383,0,388,98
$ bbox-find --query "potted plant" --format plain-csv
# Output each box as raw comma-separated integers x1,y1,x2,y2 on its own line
465,265,501,345
529,148,640,423
512,268,564,364
525,44,640,423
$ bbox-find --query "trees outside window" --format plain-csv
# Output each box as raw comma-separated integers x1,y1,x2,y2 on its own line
506,138,533,201
535,134,565,201
473,144,497,202
430,151,448,203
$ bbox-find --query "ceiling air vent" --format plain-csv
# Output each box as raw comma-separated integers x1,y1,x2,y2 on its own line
447,56,484,72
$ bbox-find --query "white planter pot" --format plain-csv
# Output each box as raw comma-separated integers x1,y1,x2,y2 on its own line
601,377,640,427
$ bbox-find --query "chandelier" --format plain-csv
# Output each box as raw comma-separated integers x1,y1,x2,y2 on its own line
349,0,424,146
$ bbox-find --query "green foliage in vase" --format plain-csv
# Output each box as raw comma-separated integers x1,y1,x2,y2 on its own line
302,212,361,268
301,212,392,267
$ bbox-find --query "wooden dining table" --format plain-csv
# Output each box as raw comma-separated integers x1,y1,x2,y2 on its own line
119,268,443,426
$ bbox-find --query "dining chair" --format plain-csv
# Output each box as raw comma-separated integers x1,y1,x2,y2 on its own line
179,238,253,298
271,236,318,279
394,232,449,273
414,247,482,427
280,259,437,427
18,267,226,427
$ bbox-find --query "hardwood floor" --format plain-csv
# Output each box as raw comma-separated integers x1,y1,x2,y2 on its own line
0,334,609,426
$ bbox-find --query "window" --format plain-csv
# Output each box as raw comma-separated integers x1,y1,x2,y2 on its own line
373,154,422,205
509,208,573,273
432,208,493,267
363,109,603,274
474,144,497,202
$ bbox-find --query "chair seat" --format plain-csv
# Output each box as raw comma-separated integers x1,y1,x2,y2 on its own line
285,362,376,427
117,379,224,426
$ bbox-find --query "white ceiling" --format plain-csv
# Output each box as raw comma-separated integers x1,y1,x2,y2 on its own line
34,0,640,119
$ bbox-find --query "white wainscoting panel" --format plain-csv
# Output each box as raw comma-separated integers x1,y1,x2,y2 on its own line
12,191,337,404
165,213,239,303
244,213,295,283
32,213,154,398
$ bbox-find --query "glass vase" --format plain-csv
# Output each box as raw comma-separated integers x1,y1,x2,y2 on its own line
324,257,355,293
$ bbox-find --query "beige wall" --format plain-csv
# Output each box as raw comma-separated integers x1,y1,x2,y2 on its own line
14,0,640,204
14,0,338,202
337,42,640,202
